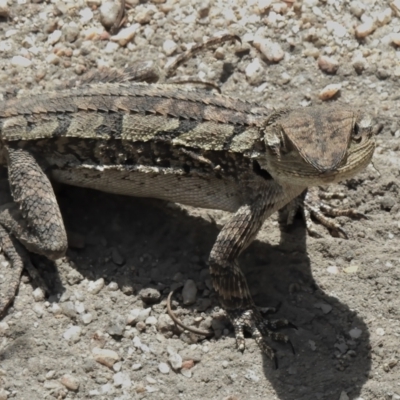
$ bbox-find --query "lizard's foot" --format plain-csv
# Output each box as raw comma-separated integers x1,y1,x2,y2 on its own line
228,307,295,368
0,226,50,317
283,187,367,238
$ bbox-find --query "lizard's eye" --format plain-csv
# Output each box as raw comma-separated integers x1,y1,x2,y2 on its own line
352,123,362,143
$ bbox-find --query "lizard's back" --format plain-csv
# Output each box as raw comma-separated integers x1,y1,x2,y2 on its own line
0,83,272,212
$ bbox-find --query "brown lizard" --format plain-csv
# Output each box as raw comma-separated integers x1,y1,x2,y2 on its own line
0,52,376,364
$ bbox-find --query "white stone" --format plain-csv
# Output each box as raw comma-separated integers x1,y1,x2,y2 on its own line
33,304,45,317
46,54,60,65
100,1,120,29
392,33,400,46
110,24,140,46
145,316,157,325
326,20,347,37
32,287,45,302
158,362,170,374
127,307,151,324
11,56,32,68
47,30,62,45
63,326,82,342
132,363,142,371
75,301,85,314
92,347,120,368
168,351,182,370
81,313,93,325
327,266,339,274
245,58,263,84
51,303,63,315
5,29,17,38
80,7,94,24
376,8,392,26
163,39,178,56
113,372,132,388
376,327,385,336
87,278,105,294
60,374,80,391
257,0,272,13
355,19,376,38
181,368,192,378
255,39,284,62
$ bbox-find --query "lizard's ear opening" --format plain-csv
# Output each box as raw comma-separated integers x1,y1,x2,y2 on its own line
264,127,293,159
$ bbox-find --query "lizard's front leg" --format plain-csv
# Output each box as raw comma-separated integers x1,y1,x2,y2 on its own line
209,198,291,363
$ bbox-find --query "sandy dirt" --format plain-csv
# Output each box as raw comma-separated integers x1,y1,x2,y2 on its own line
0,0,399,399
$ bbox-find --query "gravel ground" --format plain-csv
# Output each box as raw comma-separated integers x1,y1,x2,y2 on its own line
0,0,399,399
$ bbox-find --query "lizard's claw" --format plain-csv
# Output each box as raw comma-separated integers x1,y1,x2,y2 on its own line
229,308,293,368
282,187,366,239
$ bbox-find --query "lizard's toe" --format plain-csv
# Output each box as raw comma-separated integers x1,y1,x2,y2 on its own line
229,308,293,366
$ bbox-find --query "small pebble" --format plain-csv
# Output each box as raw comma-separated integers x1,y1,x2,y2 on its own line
349,327,362,339
327,266,339,274
168,349,182,370
107,315,126,337
139,288,161,304
163,39,178,56
181,368,192,378
376,327,385,336
110,24,140,47
113,362,122,372
145,316,157,325
100,1,121,29
132,363,142,371
392,33,400,46
127,308,151,325
258,40,284,63
108,282,119,291
257,0,272,13
111,247,125,265
355,19,376,39
318,55,339,74
87,278,105,294
182,280,197,305
158,362,170,374
33,304,45,317
92,347,120,368
319,83,341,100
11,56,32,68
113,372,132,388
63,326,82,342
146,376,157,384
60,374,80,391
81,313,93,325
0,0,10,18
47,30,62,45
339,392,349,400
32,287,45,302
245,58,264,85
79,7,93,24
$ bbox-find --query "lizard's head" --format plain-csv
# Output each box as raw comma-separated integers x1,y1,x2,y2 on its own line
259,106,375,186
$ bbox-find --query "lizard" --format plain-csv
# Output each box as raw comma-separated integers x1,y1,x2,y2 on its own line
0,57,376,365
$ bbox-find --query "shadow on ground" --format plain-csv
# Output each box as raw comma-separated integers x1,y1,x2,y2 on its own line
48,185,370,400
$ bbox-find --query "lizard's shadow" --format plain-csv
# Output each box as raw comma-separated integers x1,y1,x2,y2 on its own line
55,185,371,400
